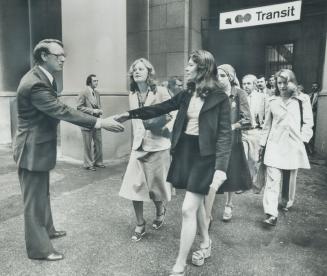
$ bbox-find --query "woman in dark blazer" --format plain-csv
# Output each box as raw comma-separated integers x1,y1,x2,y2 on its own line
204,64,252,224
115,50,232,275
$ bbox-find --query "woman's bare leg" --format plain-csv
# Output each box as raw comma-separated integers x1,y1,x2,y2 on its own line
172,191,204,272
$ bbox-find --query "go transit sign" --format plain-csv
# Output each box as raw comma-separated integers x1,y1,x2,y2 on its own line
219,1,302,30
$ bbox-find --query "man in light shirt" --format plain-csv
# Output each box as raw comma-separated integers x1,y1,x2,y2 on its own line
241,74,265,191
257,75,273,98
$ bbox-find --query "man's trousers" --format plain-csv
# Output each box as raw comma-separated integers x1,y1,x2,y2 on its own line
81,128,103,167
18,168,56,258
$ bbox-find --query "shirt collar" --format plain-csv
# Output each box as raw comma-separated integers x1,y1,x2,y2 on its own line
38,66,54,84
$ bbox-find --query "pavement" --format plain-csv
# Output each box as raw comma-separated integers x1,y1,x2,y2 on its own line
0,144,327,276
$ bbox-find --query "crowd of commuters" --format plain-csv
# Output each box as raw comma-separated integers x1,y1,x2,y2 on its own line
13,38,316,276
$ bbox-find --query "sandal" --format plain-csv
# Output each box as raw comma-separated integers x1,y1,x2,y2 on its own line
192,239,212,266
131,221,146,242
152,206,166,230
222,204,233,222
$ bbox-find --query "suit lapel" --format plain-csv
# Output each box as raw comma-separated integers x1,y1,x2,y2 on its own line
85,89,98,107
201,91,226,113
144,90,156,106
34,66,54,92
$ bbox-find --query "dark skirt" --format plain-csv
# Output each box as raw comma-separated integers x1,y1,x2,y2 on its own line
167,133,215,195
217,141,252,193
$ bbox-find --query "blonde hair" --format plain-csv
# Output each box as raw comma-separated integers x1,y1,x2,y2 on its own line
128,58,157,92
274,69,298,96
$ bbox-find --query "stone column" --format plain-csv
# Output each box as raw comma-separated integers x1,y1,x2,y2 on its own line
0,0,30,144
314,33,327,158
60,0,131,161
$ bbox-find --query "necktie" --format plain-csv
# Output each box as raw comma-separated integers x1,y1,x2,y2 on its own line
52,79,58,92
92,90,95,97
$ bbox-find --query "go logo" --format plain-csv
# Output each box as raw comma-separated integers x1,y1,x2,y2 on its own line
235,13,252,23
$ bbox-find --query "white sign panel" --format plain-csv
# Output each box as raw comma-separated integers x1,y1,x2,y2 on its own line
219,1,302,30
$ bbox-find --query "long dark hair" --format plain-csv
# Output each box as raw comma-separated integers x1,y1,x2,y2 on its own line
186,50,221,98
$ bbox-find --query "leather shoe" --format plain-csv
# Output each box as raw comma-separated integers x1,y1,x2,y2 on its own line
85,166,96,171
263,215,277,226
30,252,64,261
94,163,106,168
45,252,64,261
50,230,67,239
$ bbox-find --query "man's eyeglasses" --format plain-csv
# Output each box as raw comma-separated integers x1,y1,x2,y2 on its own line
48,53,66,59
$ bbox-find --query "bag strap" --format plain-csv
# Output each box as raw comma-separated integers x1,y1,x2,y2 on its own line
296,98,304,128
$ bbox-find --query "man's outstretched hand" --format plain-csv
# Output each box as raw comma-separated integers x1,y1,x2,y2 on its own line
101,116,125,132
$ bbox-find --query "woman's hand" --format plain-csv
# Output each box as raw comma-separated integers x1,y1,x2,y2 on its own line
114,112,130,123
210,170,227,192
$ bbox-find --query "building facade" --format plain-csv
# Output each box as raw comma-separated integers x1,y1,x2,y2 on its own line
0,0,326,159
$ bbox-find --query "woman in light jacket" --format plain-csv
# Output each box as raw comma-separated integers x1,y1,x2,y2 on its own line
259,69,313,226
116,50,232,275
119,58,173,241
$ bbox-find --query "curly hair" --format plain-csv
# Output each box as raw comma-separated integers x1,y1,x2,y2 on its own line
128,58,157,92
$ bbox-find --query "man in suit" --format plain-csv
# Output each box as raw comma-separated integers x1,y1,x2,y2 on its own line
257,75,273,97
308,81,320,155
13,39,124,261
77,74,105,171
167,76,183,96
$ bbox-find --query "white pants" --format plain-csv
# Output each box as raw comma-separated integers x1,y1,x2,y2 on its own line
242,129,261,184
281,169,298,209
263,167,298,217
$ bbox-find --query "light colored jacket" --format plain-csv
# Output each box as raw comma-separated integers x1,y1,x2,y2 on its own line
130,86,172,152
77,87,101,130
260,95,313,170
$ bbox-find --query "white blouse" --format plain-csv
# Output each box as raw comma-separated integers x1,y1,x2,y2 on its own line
185,93,204,135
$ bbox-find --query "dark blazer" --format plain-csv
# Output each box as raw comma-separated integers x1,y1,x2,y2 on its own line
13,66,97,171
77,87,102,130
128,89,232,172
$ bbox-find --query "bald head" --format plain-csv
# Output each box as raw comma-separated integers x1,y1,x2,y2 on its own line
242,74,257,94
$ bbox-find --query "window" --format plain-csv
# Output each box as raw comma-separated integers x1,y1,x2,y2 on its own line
265,43,294,76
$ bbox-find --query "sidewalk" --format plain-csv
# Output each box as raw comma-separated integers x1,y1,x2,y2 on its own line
0,145,327,276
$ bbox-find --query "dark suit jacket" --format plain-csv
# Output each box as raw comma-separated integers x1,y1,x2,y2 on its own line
76,87,102,130
128,89,232,172
13,66,97,171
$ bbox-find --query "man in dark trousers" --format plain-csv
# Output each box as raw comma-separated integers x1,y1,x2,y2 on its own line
77,74,105,171
13,39,124,261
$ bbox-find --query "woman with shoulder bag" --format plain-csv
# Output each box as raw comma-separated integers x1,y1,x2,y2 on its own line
259,69,313,226
119,58,173,242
